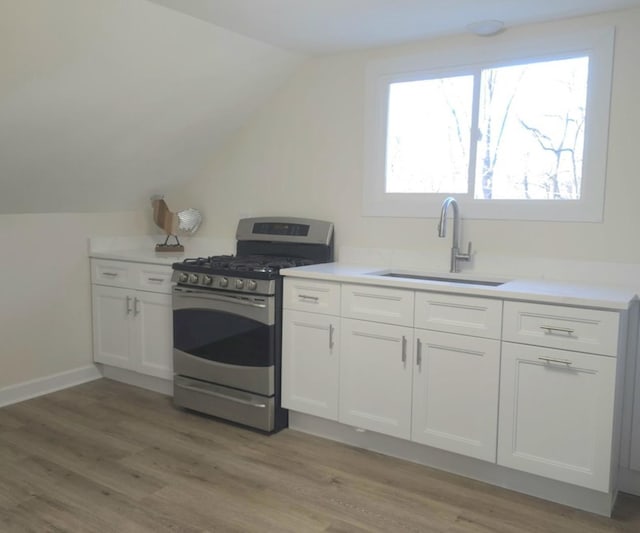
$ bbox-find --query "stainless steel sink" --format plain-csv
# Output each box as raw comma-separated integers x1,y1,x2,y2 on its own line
374,272,506,287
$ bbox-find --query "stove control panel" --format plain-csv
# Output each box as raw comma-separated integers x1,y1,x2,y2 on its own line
171,270,276,295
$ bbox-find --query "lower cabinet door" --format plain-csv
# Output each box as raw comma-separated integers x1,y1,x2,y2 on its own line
133,291,173,379
498,342,616,491
339,318,413,439
281,310,339,420
92,285,132,369
411,330,500,462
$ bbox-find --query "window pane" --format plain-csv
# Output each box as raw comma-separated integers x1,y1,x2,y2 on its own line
474,56,589,200
386,75,474,193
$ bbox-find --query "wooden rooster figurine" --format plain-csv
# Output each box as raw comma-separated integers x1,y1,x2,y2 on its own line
151,195,202,252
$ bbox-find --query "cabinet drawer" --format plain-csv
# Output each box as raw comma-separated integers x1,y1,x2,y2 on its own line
503,301,620,356
414,292,502,339
284,279,340,315
341,284,414,327
137,265,173,294
91,259,132,288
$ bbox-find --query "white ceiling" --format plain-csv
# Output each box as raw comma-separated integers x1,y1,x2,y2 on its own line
148,0,640,53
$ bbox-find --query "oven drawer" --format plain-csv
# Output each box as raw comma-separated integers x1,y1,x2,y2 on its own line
284,278,341,315
174,376,275,432
503,301,620,356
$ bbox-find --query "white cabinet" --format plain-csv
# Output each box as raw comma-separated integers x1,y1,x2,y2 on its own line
281,309,339,420
282,280,341,421
340,318,414,439
498,342,617,491
91,259,173,380
503,301,620,356
412,330,500,462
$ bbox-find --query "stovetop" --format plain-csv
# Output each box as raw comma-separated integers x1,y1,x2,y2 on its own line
173,254,315,279
171,254,317,294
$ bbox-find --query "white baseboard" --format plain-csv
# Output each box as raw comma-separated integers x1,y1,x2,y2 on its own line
0,365,103,408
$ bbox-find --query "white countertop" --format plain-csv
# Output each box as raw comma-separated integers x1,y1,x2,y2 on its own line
280,262,638,310
89,248,186,266
88,236,234,266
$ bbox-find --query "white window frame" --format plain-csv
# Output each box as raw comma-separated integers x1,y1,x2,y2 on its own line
362,27,615,222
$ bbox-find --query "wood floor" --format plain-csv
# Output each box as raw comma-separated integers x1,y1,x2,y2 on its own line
0,379,638,532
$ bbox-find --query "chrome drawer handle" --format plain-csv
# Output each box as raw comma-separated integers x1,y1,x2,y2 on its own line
329,324,335,349
539,356,573,366
298,294,319,302
103,272,118,277
416,338,422,367
147,277,165,283
401,336,407,363
540,325,575,336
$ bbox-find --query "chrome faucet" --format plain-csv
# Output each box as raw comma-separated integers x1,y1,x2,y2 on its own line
438,197,472,273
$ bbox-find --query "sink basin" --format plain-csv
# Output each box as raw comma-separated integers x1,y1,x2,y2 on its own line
374,272,506,287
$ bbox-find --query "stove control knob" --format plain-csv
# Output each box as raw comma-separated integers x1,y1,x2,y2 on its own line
179,273,189,283
203,275,213,286
235,279,245,290
189,274,199,284
247,280,258,291
219,277,229,288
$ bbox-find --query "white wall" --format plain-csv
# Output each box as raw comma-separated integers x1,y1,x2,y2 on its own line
0,0,300,214
175,8,640,277
0,211,149,389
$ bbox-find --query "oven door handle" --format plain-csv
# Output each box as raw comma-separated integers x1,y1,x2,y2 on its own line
173,287,268,309
177,382,267,409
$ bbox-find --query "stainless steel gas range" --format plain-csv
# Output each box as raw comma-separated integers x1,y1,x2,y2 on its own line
171,217,334,432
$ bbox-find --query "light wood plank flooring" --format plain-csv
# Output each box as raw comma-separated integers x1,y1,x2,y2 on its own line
0,379,638,532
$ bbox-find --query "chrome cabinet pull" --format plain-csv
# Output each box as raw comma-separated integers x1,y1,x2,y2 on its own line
539,356,573,366
126,296,132,315
147,277,164,283
416,338,422,367
329,324,335,349
298,294,319,302
133,297,140,316
103,272,118,277
540,325,575,336
401,335,407,363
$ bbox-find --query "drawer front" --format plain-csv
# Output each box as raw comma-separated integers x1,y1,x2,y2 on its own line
503,301,620,356
414,292,502,339
91,259,132,288
341,284,414,327
137,264,173,294
284,278,341,315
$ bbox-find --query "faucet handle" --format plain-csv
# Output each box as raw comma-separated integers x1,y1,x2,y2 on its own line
457,241,473,261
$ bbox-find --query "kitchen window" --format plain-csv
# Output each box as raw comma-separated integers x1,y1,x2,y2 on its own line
362,27,615,221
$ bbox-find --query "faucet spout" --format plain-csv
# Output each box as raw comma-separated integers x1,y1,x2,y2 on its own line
437,197,472,273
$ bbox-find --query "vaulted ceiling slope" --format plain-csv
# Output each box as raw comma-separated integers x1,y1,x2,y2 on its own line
0,0,301,214
148,0,640,53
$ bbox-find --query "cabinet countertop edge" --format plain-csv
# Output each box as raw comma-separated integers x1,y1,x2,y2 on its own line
280,263,637,311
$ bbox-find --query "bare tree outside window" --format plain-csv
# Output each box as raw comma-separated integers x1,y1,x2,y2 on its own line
474,57,589,200
385,56,589,202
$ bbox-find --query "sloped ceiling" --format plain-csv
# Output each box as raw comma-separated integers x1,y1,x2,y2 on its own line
148,0,640,53
0,0,301,214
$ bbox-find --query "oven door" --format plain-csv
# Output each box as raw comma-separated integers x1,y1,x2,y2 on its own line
172,285,276,396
